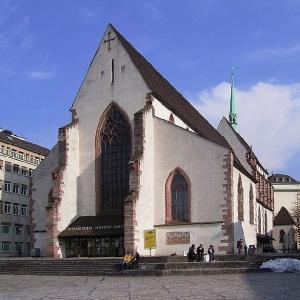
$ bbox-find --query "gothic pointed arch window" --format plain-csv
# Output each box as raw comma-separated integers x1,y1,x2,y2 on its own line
258,207,261,234
165,168,191,223
249,184,254,224
264,211,268,235
95,103,131,215
169,113,174,124
279,230,285,243
238,175,244,222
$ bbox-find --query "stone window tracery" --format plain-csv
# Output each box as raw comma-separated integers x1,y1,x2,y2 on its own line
96,104,131,215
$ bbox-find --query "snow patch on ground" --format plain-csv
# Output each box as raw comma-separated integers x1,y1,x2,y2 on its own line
260,258,300,273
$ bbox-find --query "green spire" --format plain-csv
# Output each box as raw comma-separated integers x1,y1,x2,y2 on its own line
229,70,237,130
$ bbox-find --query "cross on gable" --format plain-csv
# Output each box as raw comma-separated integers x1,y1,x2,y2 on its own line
104,31,115,51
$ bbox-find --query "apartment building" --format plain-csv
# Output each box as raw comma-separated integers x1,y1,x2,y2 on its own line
0,129,49,256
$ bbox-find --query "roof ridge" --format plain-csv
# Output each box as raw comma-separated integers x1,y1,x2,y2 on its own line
111,24,229,149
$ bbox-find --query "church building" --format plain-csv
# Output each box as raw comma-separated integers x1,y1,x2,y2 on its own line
31,24,273,257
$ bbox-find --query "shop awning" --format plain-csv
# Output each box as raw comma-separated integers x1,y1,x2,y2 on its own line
256,233,275,241
58,215,124,238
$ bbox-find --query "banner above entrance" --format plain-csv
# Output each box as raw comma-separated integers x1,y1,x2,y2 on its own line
58,215,124,238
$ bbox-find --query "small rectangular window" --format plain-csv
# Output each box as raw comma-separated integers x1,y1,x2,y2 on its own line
13,183,19,194
2,242,11,252
13,203,19,215
4,181,11,192
21,167,28,176
21,185,28,196
15,225,22,235
2,223,10,234
5,162,12,172
21,205,27,216
13,164,20,174
4,202,11,214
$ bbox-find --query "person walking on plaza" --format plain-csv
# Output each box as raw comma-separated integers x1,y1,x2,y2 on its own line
187,244,196,262
244,244,248,255
196,244,205,262
208,245,215,262
237,239,243,255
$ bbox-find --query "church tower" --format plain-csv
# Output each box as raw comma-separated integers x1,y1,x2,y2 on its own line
229,71,237,130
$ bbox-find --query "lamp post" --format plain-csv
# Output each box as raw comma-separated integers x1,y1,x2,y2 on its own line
18,226,22,257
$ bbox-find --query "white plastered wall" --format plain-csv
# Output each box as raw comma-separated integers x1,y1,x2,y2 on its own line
57,124,80,235
155,224,223,256
152,98,194,132
218,118,252,174
32,144,59,256
273,183,300,215
273,224,297,252
232,167,256,254
153,117,228,255
134,108,155,256
71,25,151,217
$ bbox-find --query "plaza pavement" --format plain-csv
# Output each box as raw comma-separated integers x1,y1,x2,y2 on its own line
0,273,299,300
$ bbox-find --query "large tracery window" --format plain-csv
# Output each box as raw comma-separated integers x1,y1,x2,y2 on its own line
97,104,131,215
171,173,188,221
249,184,254,225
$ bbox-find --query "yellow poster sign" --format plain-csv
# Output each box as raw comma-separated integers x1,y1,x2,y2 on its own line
144,229,156,249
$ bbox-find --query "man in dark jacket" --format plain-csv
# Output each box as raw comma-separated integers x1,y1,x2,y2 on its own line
208,245,215,262
187,244,196,262
196,244,205,262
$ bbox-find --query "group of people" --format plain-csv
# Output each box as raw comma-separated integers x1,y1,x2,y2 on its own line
121,251,140,270
187,244,215,262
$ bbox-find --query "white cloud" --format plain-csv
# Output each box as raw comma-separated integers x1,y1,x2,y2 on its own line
192,81,300,171
246,43,300,60
28,71,53,80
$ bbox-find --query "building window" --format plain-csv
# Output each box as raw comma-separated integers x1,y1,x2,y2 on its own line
4,202,11,214
279,230,285,243
26,225,30,236
6,147,10,156
0,201,3,214
96,104,131,215
11,149,17,158
0,159,3,170
13,183,20,194
165,168,191,223
21,185,28,196
264,211,268,235
13,203,19,215
4,181,11,192
2,223,10,234
25,154,29,162
26,242,30,253
238,175,244,222
5,162,12,172
171,173,189,221
21,167,28,176
19,152,24,160
15,225,22,235
1,146,4,154
249,185,254,225
258,207,261,234
13,164,20,174
15,242,22,253
2,242,11,253
21,205,27,216
169,113,175,124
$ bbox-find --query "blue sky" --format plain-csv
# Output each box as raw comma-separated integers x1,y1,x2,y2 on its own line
1,0,300,179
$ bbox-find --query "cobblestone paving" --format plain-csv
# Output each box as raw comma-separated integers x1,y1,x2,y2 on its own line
0,273,299,300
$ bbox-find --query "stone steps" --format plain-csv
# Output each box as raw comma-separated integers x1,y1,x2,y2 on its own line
0,256,264,276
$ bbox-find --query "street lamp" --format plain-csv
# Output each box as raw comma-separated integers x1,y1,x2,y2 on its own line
17,226,22,257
